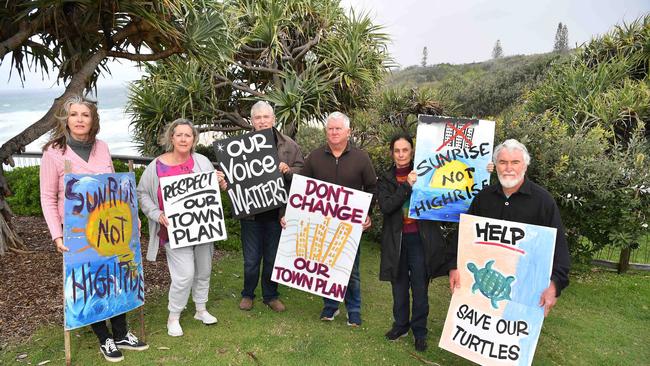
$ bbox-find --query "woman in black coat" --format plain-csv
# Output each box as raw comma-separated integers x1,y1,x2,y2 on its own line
377,134,458,352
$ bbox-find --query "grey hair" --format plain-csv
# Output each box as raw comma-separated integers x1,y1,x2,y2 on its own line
250,100,275,118
493,139,531,165
326,111,350,128
159,118,199,153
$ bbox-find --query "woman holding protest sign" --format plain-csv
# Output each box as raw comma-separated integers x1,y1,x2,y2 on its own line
40,95,148,362
137,118,224,338
377,134,458,352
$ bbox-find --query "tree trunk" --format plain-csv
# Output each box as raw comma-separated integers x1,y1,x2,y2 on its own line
617,247,631,274
0,50,107,255
284,121,298,140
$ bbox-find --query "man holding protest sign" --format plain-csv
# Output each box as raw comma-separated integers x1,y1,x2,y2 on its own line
232,101,304,312
290,111,377,327
452,139,571,316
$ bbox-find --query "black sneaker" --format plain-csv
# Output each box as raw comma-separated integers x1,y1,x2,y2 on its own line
100,338,124,362
414,337,428,352
385,327,408,341
115,331,149,351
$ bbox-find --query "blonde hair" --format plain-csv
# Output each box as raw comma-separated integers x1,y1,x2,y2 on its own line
43,95,100,152
159,118,199,153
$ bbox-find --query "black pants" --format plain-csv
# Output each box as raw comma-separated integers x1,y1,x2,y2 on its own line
91,313,127,344
390,232,429,339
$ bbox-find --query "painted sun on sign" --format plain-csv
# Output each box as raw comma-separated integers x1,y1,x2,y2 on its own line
409,115,495,222
63,173,144,330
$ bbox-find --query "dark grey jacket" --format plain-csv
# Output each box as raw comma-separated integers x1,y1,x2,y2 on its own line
377,165,456,282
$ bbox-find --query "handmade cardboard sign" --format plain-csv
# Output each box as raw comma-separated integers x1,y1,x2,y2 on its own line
213,128,287,219
159,170,227,248
409,115,494,222
439,214,557,366
273,175,372,301
62,173,144,330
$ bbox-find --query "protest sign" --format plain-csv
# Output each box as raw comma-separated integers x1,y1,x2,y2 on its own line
272,175,372,301
62,173,144,330
439,214,556,366
409,115,494,222
213,128,286,219
159,170,227,248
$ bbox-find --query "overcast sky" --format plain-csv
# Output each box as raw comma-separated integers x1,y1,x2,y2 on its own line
1,0,649,90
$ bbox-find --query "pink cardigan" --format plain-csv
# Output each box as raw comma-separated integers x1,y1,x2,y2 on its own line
39,140,114,241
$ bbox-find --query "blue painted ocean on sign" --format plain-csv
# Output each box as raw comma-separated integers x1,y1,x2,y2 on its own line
63,172,144,329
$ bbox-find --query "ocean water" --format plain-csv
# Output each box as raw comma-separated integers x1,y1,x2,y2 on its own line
0,86,139,158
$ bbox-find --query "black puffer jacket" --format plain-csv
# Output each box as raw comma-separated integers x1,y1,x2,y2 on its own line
377,165,457,282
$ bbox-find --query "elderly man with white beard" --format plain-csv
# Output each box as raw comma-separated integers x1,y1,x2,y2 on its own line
449,139,571,317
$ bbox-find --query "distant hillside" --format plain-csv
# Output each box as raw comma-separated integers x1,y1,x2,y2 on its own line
386,52,569,117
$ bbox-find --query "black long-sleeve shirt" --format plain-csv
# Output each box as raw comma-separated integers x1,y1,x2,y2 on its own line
467,177,571,295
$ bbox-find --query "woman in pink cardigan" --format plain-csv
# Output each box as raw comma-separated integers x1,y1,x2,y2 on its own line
39,95,148,362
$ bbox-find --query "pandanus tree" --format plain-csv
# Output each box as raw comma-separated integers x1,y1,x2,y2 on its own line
0,0,231,254
127,0,392,155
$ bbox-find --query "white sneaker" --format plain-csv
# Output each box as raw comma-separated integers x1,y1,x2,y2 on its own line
194,310,218,325
167,318,183,337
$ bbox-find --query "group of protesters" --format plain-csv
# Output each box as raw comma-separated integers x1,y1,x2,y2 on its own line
40,95,570,362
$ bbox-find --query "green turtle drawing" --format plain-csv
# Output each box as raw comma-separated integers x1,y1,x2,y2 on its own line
467,260,515,309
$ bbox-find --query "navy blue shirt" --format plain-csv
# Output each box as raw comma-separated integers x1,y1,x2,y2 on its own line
467,178,571,295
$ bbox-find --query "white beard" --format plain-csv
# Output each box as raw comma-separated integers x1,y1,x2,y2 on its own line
498,173,524,189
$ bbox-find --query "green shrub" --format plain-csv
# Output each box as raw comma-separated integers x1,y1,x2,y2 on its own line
5,166,41,216
526,15,650,142
112,159,149,234
498,109,649,262
295,125,325,155
438,53,562,118
216,190,242,251
195,144,217,162
512,15,650,261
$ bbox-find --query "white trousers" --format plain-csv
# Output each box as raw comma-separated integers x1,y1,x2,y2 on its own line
164,242,214,314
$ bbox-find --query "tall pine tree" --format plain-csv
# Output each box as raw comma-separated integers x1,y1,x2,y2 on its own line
492,40,503,59
421,46,428,67
554,22,569,52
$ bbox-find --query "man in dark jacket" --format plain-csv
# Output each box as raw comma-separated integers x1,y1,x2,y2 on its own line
457,139,571,317
297,111,377,327
236,101,304,312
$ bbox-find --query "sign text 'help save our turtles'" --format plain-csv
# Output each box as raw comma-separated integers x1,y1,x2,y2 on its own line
439,214,556,366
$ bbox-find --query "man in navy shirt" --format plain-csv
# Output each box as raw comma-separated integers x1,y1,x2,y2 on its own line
452,139,571,316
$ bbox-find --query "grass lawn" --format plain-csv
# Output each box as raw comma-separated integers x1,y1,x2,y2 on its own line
2,240,649,365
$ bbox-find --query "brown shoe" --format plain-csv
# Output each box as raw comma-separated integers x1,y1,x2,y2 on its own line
265,299,286,312
239,297,253,311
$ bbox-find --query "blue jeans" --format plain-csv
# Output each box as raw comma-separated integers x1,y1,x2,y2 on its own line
323,247,361,313
240,219,281,302
391,232,429,338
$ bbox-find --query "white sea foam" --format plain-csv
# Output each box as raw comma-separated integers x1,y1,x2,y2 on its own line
0,106,139,156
